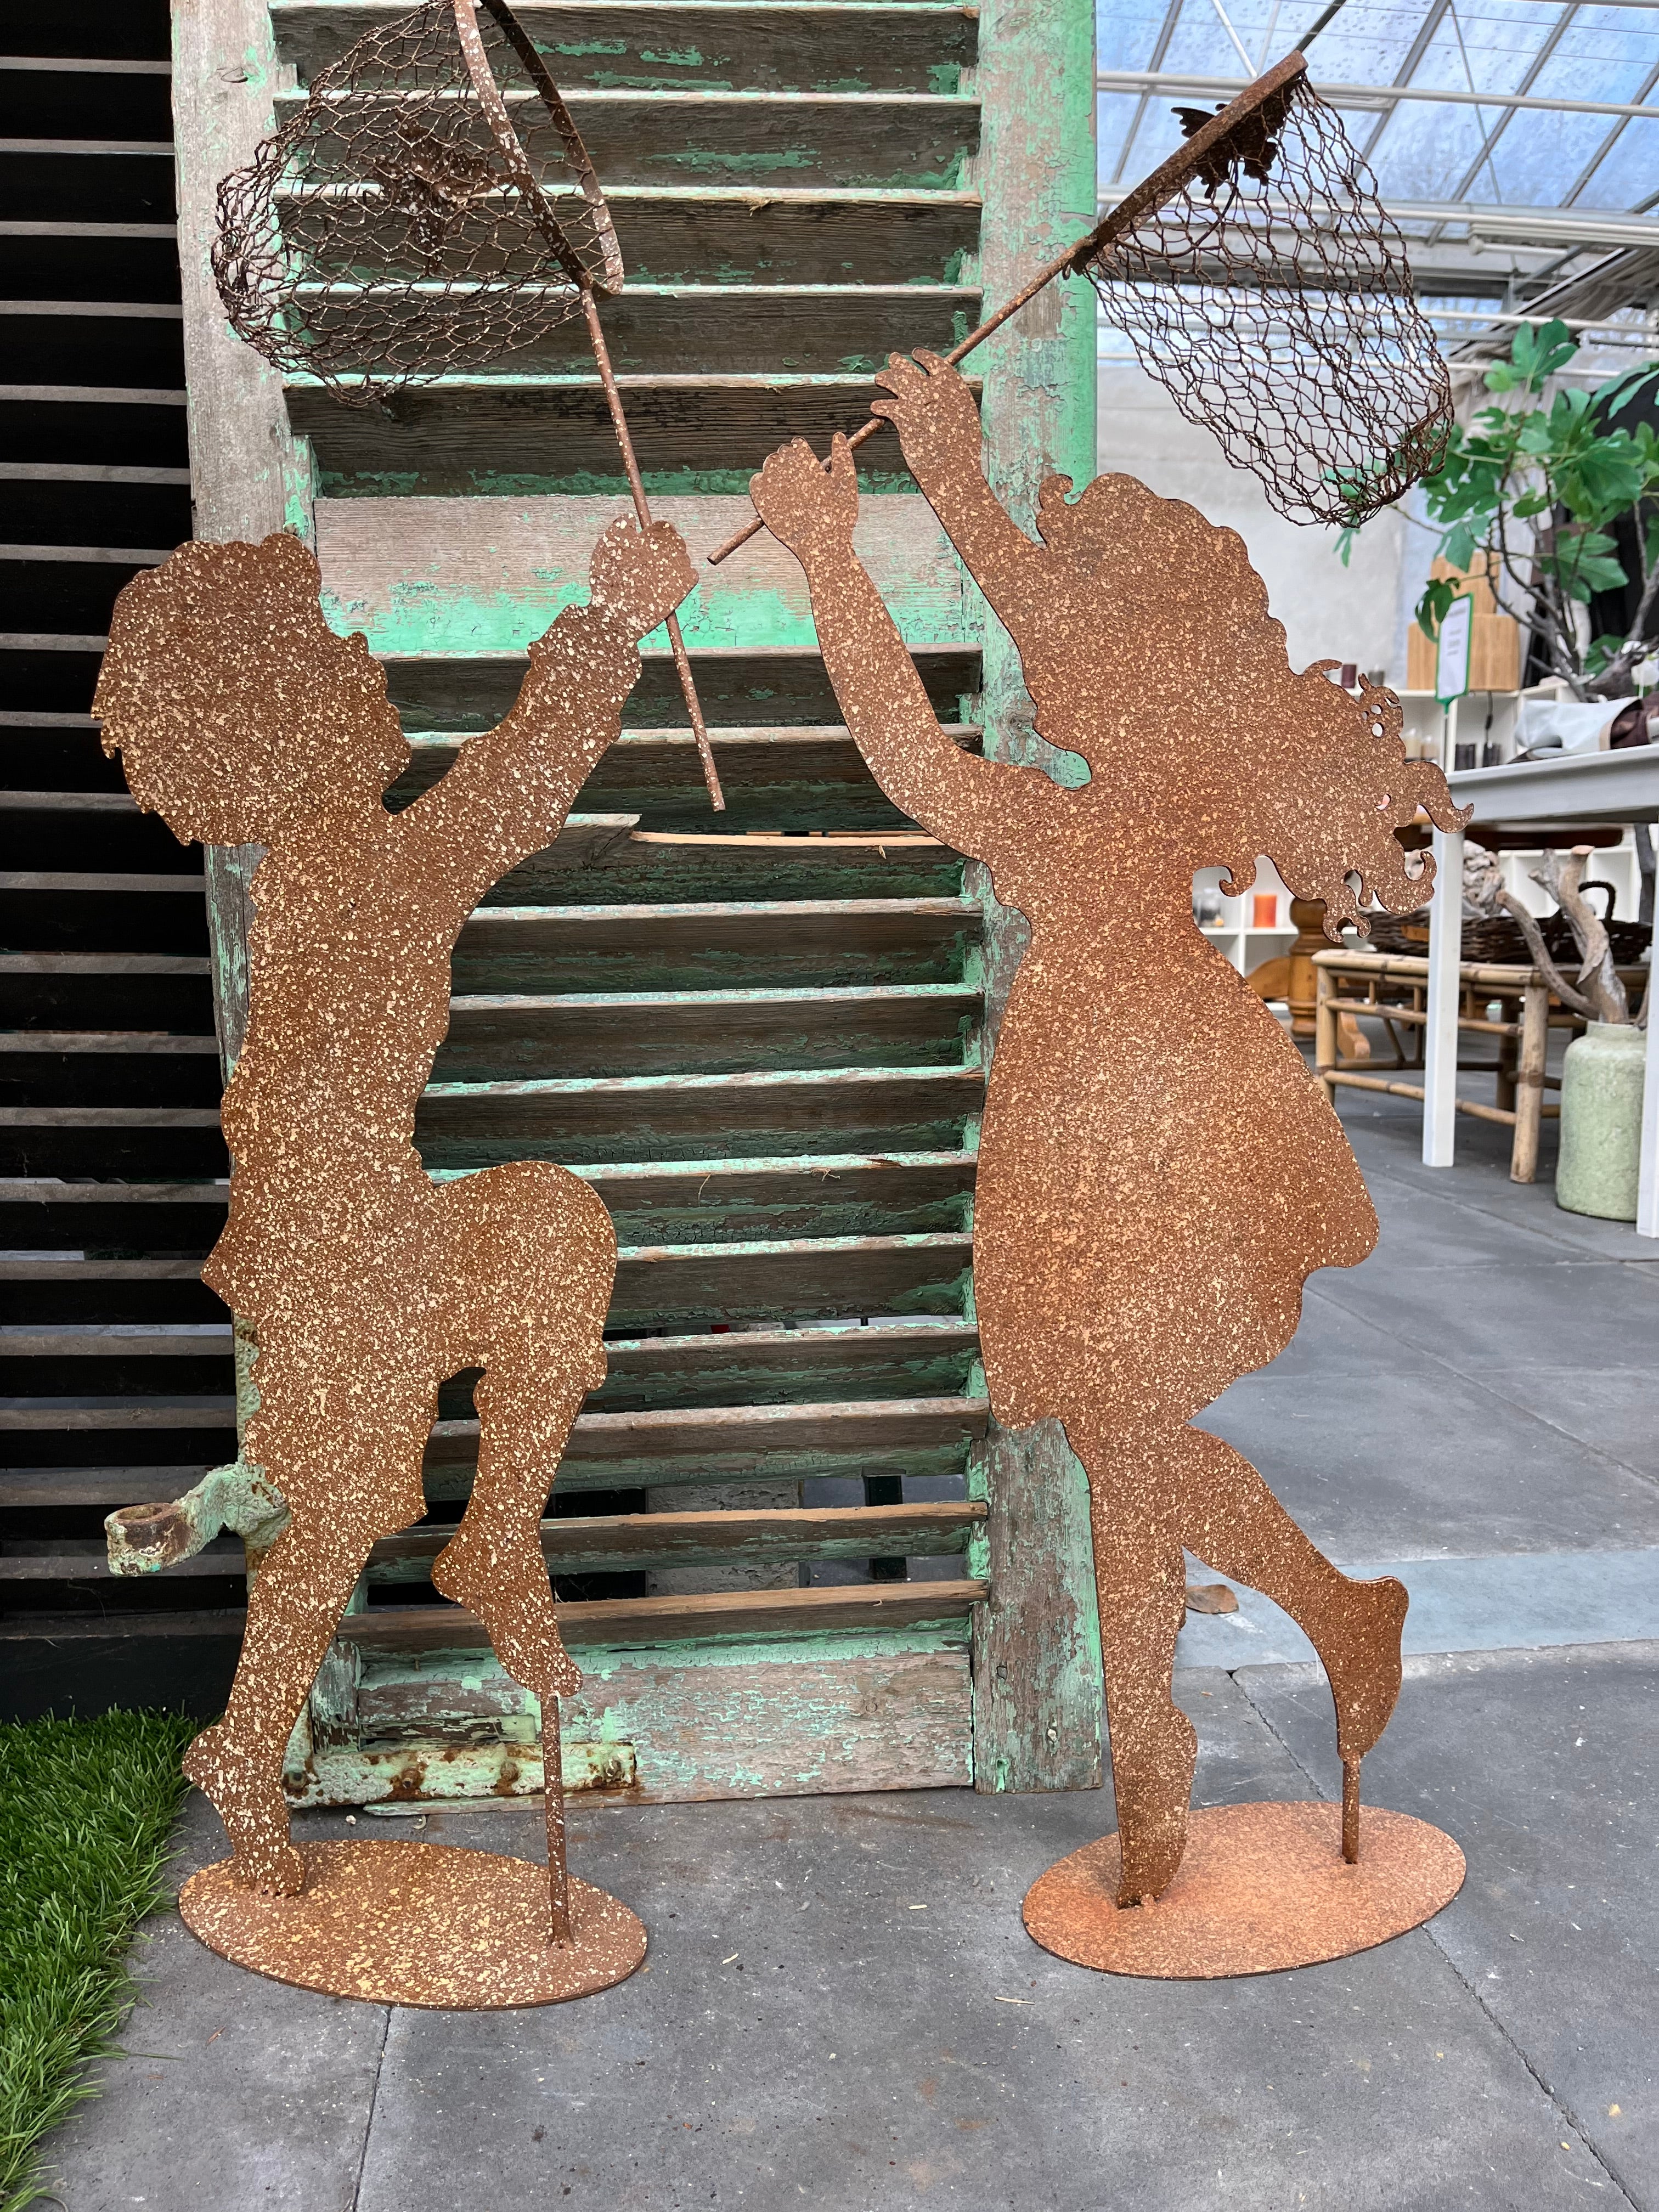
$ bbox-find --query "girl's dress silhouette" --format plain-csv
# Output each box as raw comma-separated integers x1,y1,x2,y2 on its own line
750,356,1467,1901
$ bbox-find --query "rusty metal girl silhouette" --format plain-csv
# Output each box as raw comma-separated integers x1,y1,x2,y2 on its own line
95,517,693,1996
749,353,1469,1948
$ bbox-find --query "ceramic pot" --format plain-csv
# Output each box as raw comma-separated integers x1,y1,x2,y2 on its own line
1555,1019,1646,1221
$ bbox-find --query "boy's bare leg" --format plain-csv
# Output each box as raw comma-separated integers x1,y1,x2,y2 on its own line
432,1369,586,1940
183,1510,374,1893
1075,1432,1197,1905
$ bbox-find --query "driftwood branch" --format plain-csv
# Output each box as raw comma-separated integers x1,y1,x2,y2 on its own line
1460,846,1614,1022
1531,848,1629,1025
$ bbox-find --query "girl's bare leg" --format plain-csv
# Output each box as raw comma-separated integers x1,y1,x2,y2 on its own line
432,1369,586,1940
183,1510,375,1893
1076,1435,1197,1904
1175,1425,1408,1778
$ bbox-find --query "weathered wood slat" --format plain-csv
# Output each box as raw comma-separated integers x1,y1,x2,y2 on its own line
0,1325,233,1355
610,1229,972,1327
0,1107,221,1127
383,643,978,727
423,1390,988,1491
0,1464,216,1509
0,790,142,812
0,1032,221,1056
416,188,979,286
405,724,980,833
283,185,981,276
395,724,980,817
294,285,979,379
453,895,980,991
581,1151,978,1241
0,953,210,975
303,375,968,494
0,872,207,893
371,1499,984,1578
273,2,979,92
487,841,964,909
416,1063,982,1166
594,1317,978,1412
337,1578,986,1651
0,1542,244,1581
274,90,980,191
314,1630,977,1802
437,982,978,1079
0,1398,238,1430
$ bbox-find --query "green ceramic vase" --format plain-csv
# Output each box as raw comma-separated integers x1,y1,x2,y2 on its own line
1556,1019,1646,1222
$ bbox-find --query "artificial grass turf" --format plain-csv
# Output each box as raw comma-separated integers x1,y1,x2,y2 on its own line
0,1711,197,2212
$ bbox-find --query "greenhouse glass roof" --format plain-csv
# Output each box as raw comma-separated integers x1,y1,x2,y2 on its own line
1096,0,1659,358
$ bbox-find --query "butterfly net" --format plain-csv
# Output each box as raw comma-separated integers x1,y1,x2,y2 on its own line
1079,72,1452,527
213,0,618,404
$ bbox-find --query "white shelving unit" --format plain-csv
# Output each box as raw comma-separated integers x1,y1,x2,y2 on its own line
1193,857,1296,978
1396,690,1522,768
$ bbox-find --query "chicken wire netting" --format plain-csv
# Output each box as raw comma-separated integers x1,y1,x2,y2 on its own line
213,0,619,404
1080,72,1453,528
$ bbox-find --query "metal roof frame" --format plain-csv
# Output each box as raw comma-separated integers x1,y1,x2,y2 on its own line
1094,0,1659,358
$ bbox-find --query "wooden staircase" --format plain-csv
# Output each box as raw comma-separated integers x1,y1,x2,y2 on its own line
9,0,1105,1800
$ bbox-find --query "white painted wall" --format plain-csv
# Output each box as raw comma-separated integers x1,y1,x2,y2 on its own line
1095,360,1430,688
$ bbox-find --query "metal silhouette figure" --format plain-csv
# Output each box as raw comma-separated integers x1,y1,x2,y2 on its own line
749,354,1469,1907
96,518,694,1943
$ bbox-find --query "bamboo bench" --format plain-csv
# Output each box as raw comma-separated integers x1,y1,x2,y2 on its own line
1311,948,1643,1184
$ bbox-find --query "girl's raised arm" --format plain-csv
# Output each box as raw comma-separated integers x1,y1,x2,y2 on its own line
751,437,1053,864
870,353,1050,636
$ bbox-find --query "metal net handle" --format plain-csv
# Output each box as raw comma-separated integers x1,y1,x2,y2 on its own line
705,54,1312,566
452,0,624,292
452,0,721,805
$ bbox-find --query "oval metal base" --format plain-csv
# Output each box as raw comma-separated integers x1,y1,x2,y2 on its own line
1023,1801,1465,1980
179,1839,646,2009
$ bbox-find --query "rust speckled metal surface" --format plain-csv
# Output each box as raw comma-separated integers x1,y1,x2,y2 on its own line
180,1841,647,2007
1023,1802,1466,1979
95,520,693,1967
749,361,1470,1929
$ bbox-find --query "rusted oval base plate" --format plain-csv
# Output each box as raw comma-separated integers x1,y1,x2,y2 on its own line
1023,1802,1465,1980
179,1840,646,2008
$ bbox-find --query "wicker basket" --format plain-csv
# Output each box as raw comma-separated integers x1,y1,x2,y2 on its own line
1361,908,1651,966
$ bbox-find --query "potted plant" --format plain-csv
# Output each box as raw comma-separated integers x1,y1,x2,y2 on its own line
1344,318,1659,704
1342,318,1659,921
1464,845,1646,1220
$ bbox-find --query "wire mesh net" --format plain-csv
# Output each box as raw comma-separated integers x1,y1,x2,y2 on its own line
213,0,618,404
1080,75,1452,527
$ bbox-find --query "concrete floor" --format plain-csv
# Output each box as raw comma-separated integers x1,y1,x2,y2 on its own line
38,1092,1659,2211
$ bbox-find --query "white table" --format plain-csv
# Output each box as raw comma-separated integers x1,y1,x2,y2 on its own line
1424,742,1659,1236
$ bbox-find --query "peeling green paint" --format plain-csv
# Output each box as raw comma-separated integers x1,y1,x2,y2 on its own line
320,575,975,659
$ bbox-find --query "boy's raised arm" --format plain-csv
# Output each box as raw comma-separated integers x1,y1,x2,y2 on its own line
407,518,695,895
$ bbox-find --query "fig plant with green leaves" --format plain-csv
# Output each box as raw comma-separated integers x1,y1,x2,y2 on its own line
1340,319,1659,703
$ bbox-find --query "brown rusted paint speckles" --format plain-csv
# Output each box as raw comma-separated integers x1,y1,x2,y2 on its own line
97,518,693,1977
749,352,1469,1936
180,1840,647,2008
1023,1802,1466,1979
